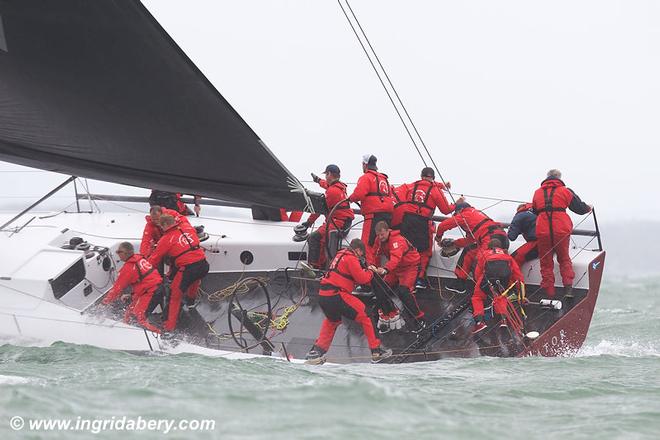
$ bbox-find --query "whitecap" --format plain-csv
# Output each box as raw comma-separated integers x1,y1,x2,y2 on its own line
0,374,34,385
577,339,660,358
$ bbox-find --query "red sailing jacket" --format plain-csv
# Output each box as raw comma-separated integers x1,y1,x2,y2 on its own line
319,248,374,295
148,225,206,269
474,248,523,291
322,179,354,223
436,207,503,245
532,177,590,237
102,254,162,304
392,180,455,227
376,230,420,272
139,208,193,257
348,170,394,216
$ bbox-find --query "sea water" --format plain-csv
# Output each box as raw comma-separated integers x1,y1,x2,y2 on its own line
1,277,659,439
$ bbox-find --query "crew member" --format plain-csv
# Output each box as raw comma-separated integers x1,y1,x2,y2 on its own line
149,190,202,216
304,164,355,269
149,214,209,332
508,203,538,267
471,238,523,334
102,242,163,333
372,221,426,333
532,169,591,298
306,239,392,364
348,154,394,265
140,205,194,258
435,202,509,294
391,167,461,289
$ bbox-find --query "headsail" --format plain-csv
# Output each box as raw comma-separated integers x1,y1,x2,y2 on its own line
0,0,317,211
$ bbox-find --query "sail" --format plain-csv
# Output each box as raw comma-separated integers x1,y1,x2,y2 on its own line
0,0,318,211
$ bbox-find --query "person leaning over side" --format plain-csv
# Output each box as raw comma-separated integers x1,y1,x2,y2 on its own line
102,242,163,333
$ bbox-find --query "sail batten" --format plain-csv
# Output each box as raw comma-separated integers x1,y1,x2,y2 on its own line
0,0,314,210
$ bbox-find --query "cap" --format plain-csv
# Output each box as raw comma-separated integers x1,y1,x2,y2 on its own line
421,167,435,178
362,154,377,167
454,202,471,213
323,164,341,175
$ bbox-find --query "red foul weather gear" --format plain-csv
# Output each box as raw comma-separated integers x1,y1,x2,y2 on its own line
508,203,538,268
532,177,590,294
308,179,355,268
348,170,394,265
472,248,523,319
436,207,508,280
149,226,208,331
102,254,162,333
139,208,192,257
374,230,424,319
315,249,380,351
436,207,508,250
319,248,374,295
391,180,454,278
511,241,538,268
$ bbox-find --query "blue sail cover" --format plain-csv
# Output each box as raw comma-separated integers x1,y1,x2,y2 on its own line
0,0,317,211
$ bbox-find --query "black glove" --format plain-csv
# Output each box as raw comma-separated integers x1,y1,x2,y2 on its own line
311,173,321,184
440,238,455,248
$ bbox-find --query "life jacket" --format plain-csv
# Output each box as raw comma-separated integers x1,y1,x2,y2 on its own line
480,249,513,295
394,180,435,218
352,170,394,215
532,178,574,240
378,230,420,271
325,180,354,221
160,226,205,268
319,249,371,295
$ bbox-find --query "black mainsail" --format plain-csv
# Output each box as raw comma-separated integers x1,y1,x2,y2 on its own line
0,0,315,210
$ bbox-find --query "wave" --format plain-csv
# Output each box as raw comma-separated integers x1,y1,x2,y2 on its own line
577,339,660,358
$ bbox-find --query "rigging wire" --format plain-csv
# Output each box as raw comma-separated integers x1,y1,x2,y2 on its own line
336,0,428,168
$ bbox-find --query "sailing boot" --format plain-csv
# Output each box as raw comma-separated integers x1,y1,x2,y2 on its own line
377,310,391,334
564,285,574,301
472,317,487,335
371,346,393,363
415,278,429,290
305,345,327,365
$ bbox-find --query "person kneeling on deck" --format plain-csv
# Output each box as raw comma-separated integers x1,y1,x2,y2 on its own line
102,242,163,333
471,238,523,334
371,221,426,333
508,203,538,268
306,239,392,364
305,164,354,269
149,214,209,332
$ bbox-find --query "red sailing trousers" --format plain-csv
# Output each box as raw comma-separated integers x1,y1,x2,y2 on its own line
163,259,209,331
383,265,424,319
537,232,574,296
511,241,538,268
361,217,377,266
417,223,435,279
315,291,380,351
472,289,508,318
124,285,161,333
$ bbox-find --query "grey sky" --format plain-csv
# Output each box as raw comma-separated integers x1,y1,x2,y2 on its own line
1,0,658,222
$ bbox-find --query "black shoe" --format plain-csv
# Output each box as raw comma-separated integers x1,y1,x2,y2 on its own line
444,279,466,294
415,278,428,290
564,285,574,300
371,346,393,363
305,345,327,365
355,284,372,294
411,319,428,334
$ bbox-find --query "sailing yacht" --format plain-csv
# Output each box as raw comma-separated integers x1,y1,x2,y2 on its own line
0,1,605,363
